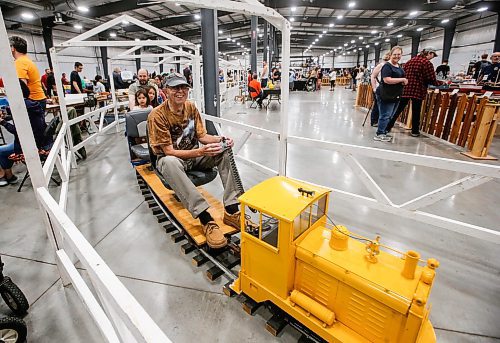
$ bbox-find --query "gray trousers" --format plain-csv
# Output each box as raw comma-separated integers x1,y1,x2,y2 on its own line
157,150,240,218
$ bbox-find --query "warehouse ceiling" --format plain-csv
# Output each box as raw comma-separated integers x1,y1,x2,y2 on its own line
0,0,498,56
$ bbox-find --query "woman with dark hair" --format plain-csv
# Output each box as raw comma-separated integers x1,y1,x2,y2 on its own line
147,85,160,108
133,88,151,110
153,76,167,102
92,75,106,93
0,81,53,186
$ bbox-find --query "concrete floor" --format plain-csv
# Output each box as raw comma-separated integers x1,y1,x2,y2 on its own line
1,87,499,342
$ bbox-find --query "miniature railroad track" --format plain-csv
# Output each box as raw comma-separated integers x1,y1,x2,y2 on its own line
135,171,325,343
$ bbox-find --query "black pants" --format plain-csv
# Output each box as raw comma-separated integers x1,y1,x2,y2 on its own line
371,92,379,126
386,97,423,134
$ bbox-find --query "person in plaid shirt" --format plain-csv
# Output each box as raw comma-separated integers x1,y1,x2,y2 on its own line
386,47,439,137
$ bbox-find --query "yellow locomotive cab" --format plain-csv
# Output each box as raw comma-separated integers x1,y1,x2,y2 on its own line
231,176,439,343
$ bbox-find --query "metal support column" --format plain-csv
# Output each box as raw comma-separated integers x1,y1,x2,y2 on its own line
135,48,141,71
442,20,457,62
41,18,54,69
495,12,500,52
270,25,275,64
411,33,421,57
100,46,108,77
390,39,397,48
374,45,381,64
263,22,268,63
363,49,369,67
251,16,258,74
356,51,361,66
201,8,220,133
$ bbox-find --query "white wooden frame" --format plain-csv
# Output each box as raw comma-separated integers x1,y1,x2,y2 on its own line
1,9,171,341
52,14,201,164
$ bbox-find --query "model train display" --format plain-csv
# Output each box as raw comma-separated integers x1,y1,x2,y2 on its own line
136,163,440,342
230,176,439,343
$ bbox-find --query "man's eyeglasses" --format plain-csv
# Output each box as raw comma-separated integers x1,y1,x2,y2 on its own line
169,85,189,92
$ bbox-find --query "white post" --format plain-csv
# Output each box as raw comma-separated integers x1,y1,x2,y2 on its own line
193,47,202,110
50,48,76,168
108,59,119,133
279,20,290,176
0,10,60,251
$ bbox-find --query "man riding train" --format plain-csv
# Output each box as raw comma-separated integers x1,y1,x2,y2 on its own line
147,73,254,249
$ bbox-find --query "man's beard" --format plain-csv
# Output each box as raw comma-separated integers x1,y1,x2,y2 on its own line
139,79,147,85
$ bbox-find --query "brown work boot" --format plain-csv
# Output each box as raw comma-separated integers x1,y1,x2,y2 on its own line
223,211,259,234
203,221,227,249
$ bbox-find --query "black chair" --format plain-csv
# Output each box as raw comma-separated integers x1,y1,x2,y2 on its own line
125,108,152,165
146,128,218,190
248,86,259,109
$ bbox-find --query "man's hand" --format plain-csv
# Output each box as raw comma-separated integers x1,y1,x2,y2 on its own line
200,143,223,156
224,137,234,148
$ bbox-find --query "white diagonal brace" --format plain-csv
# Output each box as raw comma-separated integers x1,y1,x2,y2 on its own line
399,175,492,211
233,131,252,155
342,153,393,205
114,46,142,59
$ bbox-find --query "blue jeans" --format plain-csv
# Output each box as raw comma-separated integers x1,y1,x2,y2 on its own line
376,93,400,135
0,143,15,169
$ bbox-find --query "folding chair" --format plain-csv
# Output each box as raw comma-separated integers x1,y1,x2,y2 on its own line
248,86,259,109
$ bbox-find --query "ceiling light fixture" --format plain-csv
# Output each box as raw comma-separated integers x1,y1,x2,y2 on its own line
343,53,346,55
237,42,240,45
290,17,295,22
417,27,424,31
175,2,180,6
385,38,390,42
329,23,334,27
358,36,363,40
344,43,348,46
358,47,362,50
219,30,223,34
135,38,140,42
374,42,379,46
337,15,343,20
258,33,263,38
315,38,319,41
330,50,333,52
21,12,34,20
365,44,369,48
348,2,356,8
73,24,83,29
312,42,316,44
322,30,327,34
397,34,403,38
371,30,377,34
76,5,89,12
194,14,201,19
477,6,488,12
319,34,323,38
110,32,117,37
350,39,355,43
441,19,450,23
387,22,394,27
291,7,296,12
122,20,129,25
409,10,418,16
226,37,230,41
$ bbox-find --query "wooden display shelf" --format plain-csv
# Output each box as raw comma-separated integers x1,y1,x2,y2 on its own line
136,164,239,246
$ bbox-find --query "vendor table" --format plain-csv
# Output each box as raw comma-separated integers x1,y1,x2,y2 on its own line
293,79,307,91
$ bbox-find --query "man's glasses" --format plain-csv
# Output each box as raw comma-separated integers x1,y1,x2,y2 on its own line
170,85,189,92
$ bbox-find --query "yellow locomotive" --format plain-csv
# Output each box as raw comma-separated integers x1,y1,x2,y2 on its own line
230,176,439,343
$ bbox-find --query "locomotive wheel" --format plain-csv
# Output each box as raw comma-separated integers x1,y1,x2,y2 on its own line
0,316,27,343
0,278,29,316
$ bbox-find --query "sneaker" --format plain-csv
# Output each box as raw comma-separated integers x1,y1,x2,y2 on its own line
373,134,391,142
371,123,378,127
223,210,259,233
6,175,18,185
0,178,7,187
202,221,227,249
411,132,420,137
385,133,393,138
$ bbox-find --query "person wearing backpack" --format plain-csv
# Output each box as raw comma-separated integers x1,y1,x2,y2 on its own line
374,46,407,142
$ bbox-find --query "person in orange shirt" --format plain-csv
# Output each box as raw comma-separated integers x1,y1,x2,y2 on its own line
248,73,267,109
9,36,47,111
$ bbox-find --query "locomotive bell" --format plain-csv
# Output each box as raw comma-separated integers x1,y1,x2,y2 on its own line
330,225,349,251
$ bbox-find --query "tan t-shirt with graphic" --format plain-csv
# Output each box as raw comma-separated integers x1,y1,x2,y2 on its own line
147,100,207,156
